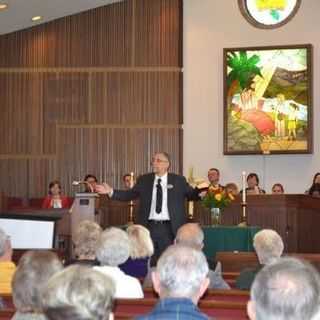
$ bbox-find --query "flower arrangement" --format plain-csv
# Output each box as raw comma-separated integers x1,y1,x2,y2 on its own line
202,185,235,210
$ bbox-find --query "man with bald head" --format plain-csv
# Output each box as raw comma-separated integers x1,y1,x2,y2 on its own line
96,152,201,265
143,223,229,289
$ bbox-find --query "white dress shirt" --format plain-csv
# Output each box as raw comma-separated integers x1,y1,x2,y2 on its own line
148,173,170,221
94,266,144,299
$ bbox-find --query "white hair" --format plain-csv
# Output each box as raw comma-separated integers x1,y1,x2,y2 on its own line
127,224,154,259
253,229,284,265
0,228,8,257
156,245,208,299
12,251,63,312
251,257,320,320
42,265,115,320
96,227,129,266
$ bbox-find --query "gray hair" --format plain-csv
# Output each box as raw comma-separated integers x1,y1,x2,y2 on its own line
12,251,63,312
96,227,129,266
156,245,209,299
42,265,115,320
175,223,204,250
0,228,8,257
253,229,284,265
127,224,154,259
73,220,102,259
251,257,320,320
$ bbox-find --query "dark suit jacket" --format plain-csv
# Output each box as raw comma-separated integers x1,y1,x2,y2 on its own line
112,173,200,235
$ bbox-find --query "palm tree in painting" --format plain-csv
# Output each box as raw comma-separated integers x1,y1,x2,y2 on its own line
226,51,263,107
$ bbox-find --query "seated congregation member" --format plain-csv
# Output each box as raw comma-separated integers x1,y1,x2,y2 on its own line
123,173,133,189
84,174,98,192
271,183,284,194
42,180,70,209
0,227,16,295
119,224,154,278
137,245,210,320
143,223,229,289
306,173,320,197
42,265,115,320
247,257,320,320
94,227,143,298
68,220,102,266
207,168,223,188
240,173,265,195
236,229,283,290
12,251,63,320
224,182,239,196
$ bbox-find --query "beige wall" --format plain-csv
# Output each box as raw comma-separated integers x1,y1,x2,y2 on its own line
183,0,319,193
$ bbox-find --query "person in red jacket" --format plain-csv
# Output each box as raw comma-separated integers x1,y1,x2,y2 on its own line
42,180,70,209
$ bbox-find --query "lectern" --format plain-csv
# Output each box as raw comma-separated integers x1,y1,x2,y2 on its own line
71,193,98,238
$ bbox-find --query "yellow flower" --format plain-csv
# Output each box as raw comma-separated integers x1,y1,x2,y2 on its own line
215,193,222,201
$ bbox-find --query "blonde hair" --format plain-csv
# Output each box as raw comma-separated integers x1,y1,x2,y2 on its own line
127,225,154,259
73,220,102,258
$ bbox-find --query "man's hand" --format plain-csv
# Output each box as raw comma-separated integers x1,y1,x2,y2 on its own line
95,183,113,197
199,190,207,199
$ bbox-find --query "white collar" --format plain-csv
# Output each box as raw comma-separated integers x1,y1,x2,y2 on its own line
155,172,168,182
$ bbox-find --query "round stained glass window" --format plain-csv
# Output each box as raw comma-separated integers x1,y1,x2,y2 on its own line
238,0,301,29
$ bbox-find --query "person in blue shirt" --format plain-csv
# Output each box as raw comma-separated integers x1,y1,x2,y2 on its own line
136,244,212,320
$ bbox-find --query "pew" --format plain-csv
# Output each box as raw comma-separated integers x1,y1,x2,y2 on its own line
216,251,320,273
0,309,15,320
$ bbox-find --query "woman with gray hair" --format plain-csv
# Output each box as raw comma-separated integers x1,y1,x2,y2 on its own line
94,227,144,298
236,229,284,290
42,265,115,320
68,220,102,266
119,224,154,278
11,250,63,320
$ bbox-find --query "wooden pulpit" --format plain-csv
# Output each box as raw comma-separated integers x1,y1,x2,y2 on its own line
71,193,98,238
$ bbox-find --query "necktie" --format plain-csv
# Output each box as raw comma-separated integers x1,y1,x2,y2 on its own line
156,178,163,214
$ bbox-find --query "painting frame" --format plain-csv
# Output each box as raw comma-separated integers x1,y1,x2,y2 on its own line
223,44,313,155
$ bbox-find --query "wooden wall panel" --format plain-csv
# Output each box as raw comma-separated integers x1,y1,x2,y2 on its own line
43,72,89,153
0,0,183,199
90,71,182,124
0,73,43,154
57,127,181,195
0,160,28,197
135,0,182,66
28,159,57,198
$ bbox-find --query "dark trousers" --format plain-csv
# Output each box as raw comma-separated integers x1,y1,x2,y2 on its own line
148,221,174,267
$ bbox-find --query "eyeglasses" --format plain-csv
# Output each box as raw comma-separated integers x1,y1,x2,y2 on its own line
151,158,169,164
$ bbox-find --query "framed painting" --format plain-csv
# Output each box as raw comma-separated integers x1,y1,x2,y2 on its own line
223,44,313,155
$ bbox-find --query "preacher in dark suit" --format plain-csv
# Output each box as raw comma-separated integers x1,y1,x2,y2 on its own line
96,152,201,265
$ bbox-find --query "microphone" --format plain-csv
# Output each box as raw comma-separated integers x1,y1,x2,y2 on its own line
72,180,95,193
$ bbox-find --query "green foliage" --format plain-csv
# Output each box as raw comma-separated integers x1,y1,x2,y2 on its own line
227,51,263,91
227,116,262,151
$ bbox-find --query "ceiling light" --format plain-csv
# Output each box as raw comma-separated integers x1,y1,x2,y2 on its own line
31,15,42,22
0,3,8,10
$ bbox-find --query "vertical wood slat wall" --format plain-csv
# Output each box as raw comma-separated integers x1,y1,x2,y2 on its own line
0,0,182,198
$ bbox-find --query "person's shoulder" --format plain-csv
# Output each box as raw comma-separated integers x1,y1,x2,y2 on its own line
168,173,187,182
137,173,154,182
